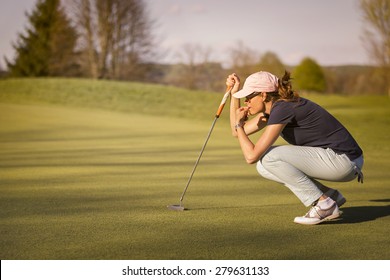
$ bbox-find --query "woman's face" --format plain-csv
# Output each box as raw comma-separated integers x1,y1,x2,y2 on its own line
244,93,265,115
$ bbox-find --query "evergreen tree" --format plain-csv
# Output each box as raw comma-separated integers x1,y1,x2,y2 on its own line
5,0,78,77
293,57,326,93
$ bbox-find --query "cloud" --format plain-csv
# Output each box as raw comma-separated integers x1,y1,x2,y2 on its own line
192,4,206,14
168,3,206,15
168,4,181,15
284,51,306,65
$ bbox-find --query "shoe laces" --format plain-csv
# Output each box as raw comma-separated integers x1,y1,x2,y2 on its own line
305,205,323,219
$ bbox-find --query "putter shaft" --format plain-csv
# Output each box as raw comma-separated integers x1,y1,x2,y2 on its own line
180,116,218,204
175,86,232,208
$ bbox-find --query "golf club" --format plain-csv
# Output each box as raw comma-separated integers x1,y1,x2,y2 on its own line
167,86,232,211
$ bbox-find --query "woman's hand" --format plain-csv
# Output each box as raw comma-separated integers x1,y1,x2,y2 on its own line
235,107,249,125
226,73,240,94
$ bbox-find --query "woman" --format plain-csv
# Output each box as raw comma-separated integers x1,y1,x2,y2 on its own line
227,71,363,225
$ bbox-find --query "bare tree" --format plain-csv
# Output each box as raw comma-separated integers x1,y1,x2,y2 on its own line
167,43,227,91
96,0,114,78
116,0,156,80
68,0,154,80
180,43,212,89
165,43,221,90
228,41,260,78
360,0,390,94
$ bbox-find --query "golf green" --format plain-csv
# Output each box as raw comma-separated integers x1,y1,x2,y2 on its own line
0,80,389,260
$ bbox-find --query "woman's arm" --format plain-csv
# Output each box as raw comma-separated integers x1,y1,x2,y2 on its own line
240,113,269,136
227,74,268,137
236,117,285,164
226,74,241,136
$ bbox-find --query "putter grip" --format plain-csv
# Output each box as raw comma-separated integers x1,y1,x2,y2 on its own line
215,86,232,117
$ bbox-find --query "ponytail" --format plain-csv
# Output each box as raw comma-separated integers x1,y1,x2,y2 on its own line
265,70,299,102
278,71,299,101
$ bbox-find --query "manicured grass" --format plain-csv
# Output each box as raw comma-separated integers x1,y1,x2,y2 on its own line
0,78,224,121
0,79,389,259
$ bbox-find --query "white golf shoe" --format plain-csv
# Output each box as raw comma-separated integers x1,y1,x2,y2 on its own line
294,201,341,225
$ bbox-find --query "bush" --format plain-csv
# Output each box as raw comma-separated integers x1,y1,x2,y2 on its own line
293,57,326,93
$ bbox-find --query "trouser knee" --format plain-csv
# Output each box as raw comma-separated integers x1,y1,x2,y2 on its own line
256,160,267,177
256,157,283,183
258,147,280,169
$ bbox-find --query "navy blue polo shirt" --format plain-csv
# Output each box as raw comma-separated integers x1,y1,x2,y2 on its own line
267,98,363,161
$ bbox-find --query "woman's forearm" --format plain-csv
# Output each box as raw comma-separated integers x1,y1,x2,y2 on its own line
230,95,240,136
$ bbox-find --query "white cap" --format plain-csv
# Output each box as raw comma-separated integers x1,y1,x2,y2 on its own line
233,71,279,98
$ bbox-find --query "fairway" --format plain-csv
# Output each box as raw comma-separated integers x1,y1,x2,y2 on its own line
0,79,389,260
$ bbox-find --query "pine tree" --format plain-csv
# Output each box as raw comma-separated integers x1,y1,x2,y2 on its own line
5,0,78,77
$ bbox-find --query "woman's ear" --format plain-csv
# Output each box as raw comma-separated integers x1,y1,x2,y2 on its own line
261,92,267,101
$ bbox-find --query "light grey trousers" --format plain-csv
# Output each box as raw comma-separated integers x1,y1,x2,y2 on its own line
256,145,364,207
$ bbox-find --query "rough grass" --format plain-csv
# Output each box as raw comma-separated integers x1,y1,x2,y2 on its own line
0,78,389,260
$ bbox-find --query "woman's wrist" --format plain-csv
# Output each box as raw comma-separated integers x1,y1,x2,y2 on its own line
235,122,245,130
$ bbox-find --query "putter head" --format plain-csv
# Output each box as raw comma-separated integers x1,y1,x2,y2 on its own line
167,204,186,211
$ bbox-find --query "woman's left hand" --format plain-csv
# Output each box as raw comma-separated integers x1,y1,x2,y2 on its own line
226,73,240,94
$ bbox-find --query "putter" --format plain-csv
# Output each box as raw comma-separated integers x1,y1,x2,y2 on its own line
167,86,232,211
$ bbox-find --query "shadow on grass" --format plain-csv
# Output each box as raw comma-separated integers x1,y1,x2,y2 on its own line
332,202,390,224
370,198,390,203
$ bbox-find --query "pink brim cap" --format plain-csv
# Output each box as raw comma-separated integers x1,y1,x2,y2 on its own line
233,71,279,98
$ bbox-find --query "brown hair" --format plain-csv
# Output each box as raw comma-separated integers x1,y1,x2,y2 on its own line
265,70,299,102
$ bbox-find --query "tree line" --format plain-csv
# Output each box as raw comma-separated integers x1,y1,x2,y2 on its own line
4,0,154,80
2,0,389,95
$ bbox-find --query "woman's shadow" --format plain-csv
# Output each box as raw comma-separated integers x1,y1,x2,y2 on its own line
331,199,390,224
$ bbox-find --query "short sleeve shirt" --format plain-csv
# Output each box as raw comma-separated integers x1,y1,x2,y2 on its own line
267,98,363,161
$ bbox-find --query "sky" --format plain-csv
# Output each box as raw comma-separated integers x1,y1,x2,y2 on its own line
0,0,370,69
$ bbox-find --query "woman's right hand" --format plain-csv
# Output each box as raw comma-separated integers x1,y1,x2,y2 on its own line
226,73,240,94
